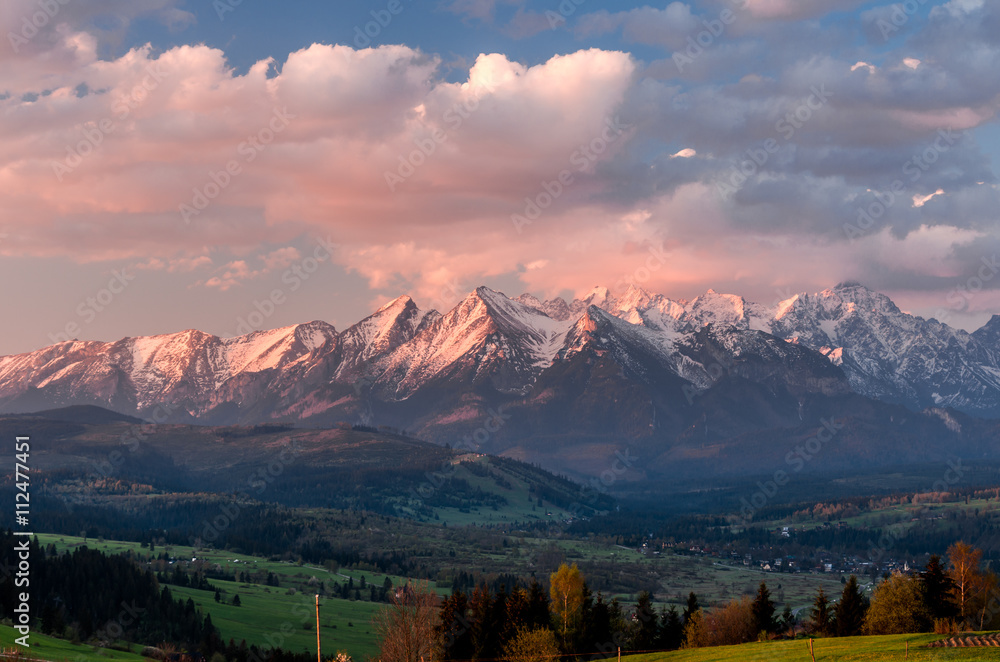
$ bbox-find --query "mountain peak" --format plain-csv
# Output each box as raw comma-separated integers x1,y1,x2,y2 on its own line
583,286,611,306
615,284,653,311
376,295,414,313
972,314,1000,344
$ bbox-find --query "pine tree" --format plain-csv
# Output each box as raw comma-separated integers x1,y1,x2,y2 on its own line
779,605,796,637
752,582,776,635
810,587,831,636
433,591,473,661
683,592,700,625
834,575,868,636
921,555,958,621
659,606,684,650
632,591,658,651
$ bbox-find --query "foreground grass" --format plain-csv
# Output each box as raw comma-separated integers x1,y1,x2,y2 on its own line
626,633,1000,661
35,534,385,659
171,581,380,660
0,625,147,662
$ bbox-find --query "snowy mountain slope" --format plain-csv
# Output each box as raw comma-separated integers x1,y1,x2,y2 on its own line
333,295,437,379
761,283,1000,415
0,282,997,429
0,322,338,418
538,282,1000,417
369,287,575,400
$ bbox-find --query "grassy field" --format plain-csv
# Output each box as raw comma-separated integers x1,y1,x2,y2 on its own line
171,581,380,659
626,633,1000,661
35,534,395,659
0,625,147,662
35,530,849,611
34,534,415,595
27,531,871,658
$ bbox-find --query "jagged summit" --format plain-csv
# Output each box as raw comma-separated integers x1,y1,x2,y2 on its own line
0,283,998,424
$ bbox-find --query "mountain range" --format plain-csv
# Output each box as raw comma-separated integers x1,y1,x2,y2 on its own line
3,282,999,482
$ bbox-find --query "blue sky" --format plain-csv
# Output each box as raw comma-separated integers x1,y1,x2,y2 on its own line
1,0,998,353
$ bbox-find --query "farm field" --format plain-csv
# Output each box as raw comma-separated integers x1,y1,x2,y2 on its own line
0,625,147,662
626,633,1000,661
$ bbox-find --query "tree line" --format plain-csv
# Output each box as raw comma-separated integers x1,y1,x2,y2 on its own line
375,540,1000,659
0,531,215,647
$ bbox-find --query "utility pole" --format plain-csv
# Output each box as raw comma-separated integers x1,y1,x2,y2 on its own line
316,594,321,662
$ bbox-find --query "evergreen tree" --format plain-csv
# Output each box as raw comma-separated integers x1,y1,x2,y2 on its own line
683,592,700,625
526,580,551,630
810,587,832,636
658,606,684,650
433,591,473,662
580,592,612,656
921,555,958,621
834,575,868,636
779,605,796,637
631,591,658,651
751,582,775,635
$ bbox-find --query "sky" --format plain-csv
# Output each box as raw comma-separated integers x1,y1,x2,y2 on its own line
1,0,999,354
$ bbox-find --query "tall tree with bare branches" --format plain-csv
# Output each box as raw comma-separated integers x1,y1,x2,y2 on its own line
549,563,584,638
373,582,440,662
947,541,986,625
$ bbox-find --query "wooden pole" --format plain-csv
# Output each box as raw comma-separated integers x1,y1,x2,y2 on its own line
905,640,908,660
808,638,816,662
617,647,620,662
316,594,321,662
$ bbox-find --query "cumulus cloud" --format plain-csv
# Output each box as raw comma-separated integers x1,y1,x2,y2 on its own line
2,0,1000,335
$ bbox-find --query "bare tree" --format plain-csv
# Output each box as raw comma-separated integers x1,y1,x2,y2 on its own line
947,541,986,626
373,582,440,662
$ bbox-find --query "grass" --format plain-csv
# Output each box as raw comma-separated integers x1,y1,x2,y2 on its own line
171,580,381,659
34,534,413,594
0,625,147,662
26,532,880,658
34,534,392,659
626,633,1000,661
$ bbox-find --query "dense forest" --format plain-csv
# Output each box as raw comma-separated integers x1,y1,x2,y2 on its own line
0,530,216,646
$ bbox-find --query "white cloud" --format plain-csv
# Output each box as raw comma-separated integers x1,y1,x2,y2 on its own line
913,189,945,207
